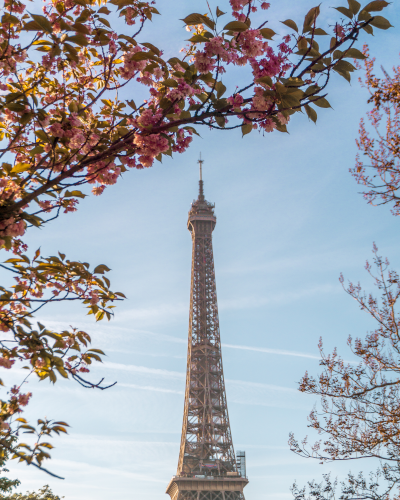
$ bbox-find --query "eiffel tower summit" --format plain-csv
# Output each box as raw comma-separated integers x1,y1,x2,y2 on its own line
166,156,249,500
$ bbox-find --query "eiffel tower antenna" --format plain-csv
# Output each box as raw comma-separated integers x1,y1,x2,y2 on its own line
199,153,203,180
198,153,204,201
166,168,249,500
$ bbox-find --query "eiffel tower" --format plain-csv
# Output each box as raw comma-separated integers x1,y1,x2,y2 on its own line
166,156,249,500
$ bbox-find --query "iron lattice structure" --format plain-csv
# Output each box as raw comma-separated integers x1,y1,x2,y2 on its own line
166,163,248,500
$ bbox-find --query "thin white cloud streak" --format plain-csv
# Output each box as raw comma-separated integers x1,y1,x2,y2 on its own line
16,458,167,484
51,433,285,452
218,284,336,310
55,434,178,447
38,284,337,333
118,383,183,395
223,343,358,365
101,362,297,394
223,344,320,360
37,316,356,366
227,379,297,393
102,361,184,378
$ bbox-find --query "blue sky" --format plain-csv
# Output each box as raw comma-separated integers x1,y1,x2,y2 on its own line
3,1,400,499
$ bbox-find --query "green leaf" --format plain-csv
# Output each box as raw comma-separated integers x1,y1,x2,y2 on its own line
65,34,88,46
358,9,372,21
241,122,252,136
126,100,136,110
298,37,308,51
333,49,343,60
187,34,209,43
29,145,44,156
313,28,328,35
275,121,288,133
163,78,178,87
168,57,188,69
5,91,24,102
223,20,248,32
6,102,25,112
362,23,374,34
141,42,160,56
183,126,201,137
2,163,12,174
98,17,111,27
334,59,356,72
281,19,298,32
93,264,111,274
181,13,215,30
88,348,105,355
72,22,91,34
304,104,317,123
303,6,320,32
53,421,69,426
215,81,226,98
281,94,301,108
259,27,276,39
20,113,33,125
215,115,225,128
57,366,69,378
363,0,390,12
348,0,361,14
30,14,53,33
333,67,351,82
64,43,79,62
285,77,304,87
64,190,86,198
1,13,19,24
95,310,105,321
118,34,137,45
11,163,31,173
334,6,353,19
130,52,150,61
216,7,225,17
309,96,331,108
34,129,48,141
369,15,393,29
256,75,273,87
344,47,367,59
23,20,42,31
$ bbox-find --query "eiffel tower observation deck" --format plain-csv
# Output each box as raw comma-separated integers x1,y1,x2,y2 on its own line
166,156,249,500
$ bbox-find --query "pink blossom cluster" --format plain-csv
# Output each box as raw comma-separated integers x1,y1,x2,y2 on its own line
0,177,21,202
252,86,272,111
230,0,250,11
86,160,121,185
194,36,239,74
238,30,268,58
250,45,291,79
121,46,149,79
227,94,244,109
0,217,25,239
0,356,14,368
165,80,199,102
133,133,170,167
172,129,193,153
134,108,164,129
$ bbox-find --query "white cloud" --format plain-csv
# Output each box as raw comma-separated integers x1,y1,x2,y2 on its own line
223,344,320,360
102,361,184,379
100,362,301,407
219,284,337,310
118,383,183,395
